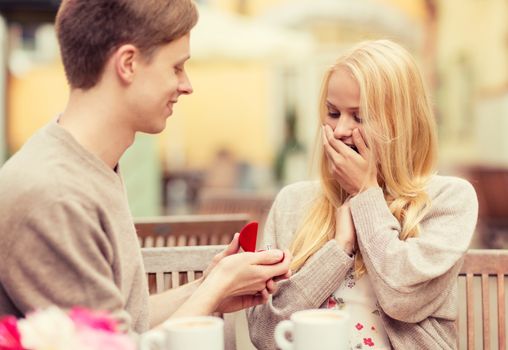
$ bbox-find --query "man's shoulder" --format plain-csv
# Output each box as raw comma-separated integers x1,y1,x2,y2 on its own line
0,123,95,193
0,166,84,224
1,125,60,177
1,146,70,199
0,140,98,226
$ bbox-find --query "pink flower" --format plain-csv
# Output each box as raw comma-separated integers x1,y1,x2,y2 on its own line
69,307,118,333
363,338,375,347
0,316,24,350
355,323,363,330
18,307,80,350
2,307,135,350
70,308,135,350
327,297,336,308
76,328,135,350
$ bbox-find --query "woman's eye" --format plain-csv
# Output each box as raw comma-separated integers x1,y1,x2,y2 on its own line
353,113,362,123
174,66,183,73
327,111,340,118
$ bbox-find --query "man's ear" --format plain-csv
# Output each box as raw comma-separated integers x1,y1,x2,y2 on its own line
113,44,139,85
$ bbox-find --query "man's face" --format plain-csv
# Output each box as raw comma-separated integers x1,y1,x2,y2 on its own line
127,34,193,134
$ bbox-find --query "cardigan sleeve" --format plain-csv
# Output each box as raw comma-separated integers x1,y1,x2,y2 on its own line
349,177,478,323
247,185,354,350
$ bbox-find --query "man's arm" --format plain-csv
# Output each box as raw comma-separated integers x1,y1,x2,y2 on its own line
1,199,134,330
148,278,203,328
148,233,243,327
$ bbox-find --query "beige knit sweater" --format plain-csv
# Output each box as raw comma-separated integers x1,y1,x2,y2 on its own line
247,176,478,349
0,122,149,332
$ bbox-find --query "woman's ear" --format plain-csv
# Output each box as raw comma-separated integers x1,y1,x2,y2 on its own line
113,44,139,85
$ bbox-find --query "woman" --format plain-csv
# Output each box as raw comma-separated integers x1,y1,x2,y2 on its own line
247,40,478,349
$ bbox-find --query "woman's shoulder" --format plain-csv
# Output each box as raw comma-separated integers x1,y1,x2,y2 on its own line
270,180,321,214
427,174,478,212
267,181,321,245
276,180,321,202
428,174,477,199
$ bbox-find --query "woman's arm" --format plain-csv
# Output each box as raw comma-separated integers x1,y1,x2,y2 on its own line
247,185,354,350
350,177,478,323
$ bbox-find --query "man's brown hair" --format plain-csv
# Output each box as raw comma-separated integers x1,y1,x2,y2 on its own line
55,0,198,90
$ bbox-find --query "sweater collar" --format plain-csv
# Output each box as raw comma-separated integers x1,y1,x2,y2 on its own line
44,119,123,187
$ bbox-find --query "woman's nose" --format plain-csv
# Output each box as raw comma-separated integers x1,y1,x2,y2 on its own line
332,117,354,139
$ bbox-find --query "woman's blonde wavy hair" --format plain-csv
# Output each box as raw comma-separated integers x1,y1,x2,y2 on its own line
289,40,438,275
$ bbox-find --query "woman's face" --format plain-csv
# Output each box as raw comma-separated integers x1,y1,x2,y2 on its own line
324,67,363,153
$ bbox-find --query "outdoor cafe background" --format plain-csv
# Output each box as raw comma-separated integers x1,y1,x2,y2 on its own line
0,0,507,250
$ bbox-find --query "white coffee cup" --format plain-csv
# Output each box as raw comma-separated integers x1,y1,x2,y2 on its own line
274,309,350,350
139,316,224,350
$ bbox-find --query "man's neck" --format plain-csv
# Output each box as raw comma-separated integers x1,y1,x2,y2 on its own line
58,88,135,169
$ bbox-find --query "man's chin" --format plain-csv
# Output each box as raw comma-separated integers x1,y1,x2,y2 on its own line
166,103,174,116
139,120,167,135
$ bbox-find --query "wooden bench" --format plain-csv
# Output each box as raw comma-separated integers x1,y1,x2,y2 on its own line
458,249,508,349
141,245,238,350
141,245,224,293
135,213,250,248
141,248,508,350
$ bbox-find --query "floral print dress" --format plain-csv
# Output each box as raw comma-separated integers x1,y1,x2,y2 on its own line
325,268,391,349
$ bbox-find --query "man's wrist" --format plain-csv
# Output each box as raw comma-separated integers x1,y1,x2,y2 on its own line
173,277,224,318
200,270,229,303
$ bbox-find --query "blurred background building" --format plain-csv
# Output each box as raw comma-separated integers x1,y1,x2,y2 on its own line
0,0,507,249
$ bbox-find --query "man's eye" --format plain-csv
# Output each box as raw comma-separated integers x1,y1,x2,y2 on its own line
174,66,183,73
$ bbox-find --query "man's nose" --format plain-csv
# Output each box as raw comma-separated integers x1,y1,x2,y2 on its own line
179,73,193,95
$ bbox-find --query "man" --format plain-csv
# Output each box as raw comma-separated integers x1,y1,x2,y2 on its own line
0,0,291,333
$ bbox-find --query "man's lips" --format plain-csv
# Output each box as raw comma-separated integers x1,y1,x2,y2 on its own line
166,100,178,111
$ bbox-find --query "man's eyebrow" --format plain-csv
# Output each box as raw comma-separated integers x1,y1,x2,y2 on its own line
175,55,191,65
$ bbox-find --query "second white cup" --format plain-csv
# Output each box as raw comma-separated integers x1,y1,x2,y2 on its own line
274,309,350,350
